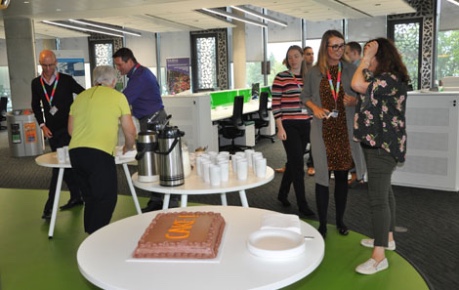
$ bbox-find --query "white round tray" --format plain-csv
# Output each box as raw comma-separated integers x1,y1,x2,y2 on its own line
247,229,306,259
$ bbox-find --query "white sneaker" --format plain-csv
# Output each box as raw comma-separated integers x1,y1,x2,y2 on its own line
356,258,389,275
361,239,396,251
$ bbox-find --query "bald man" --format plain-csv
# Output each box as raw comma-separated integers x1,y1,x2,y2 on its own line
31,50,85,220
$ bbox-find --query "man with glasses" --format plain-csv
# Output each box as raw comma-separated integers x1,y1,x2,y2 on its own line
31,49,85,220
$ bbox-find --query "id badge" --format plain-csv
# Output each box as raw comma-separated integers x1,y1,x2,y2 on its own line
330,109,338,118
301,108,308,114
49,106,58,116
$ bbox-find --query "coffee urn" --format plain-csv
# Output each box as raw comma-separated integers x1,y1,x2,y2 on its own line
135,131,160,182
155,126,185,186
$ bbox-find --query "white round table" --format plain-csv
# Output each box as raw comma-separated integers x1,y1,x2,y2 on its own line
35,151,141,238
77,206,325,290
132,167,274,209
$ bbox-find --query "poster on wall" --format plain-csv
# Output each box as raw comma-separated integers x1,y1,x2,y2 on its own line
53,50,86,89
166,58,190,95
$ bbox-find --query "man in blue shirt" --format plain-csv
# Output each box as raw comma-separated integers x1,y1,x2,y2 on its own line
113,48,176,212
113,48,167,131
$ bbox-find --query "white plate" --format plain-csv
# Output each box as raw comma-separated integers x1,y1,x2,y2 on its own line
247,229,305,259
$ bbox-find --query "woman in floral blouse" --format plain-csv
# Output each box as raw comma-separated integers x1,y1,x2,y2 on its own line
351,38,410,275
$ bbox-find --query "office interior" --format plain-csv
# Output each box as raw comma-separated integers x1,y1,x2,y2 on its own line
1,0,459,289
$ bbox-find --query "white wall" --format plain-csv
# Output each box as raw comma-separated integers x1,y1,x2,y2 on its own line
347,16,387,42
159,31,190,67
124,32,157,67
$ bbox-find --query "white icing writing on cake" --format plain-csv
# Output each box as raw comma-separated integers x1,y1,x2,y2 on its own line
165,214,198,240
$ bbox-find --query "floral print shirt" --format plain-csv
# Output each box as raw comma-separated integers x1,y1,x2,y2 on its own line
353,71,408,162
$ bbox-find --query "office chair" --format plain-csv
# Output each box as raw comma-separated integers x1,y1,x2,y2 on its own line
249,92,275,143
218,96,245,152
0,96,7,131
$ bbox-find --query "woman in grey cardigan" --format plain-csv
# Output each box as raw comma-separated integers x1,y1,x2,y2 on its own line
301,30,366,238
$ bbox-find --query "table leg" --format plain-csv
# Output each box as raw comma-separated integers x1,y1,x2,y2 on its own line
181,195,188,207
123,164,141,215
220,193,228,206
162,194,171,210
239,190,249,207
48,168,64,239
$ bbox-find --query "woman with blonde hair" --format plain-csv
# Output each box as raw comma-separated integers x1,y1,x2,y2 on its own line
302,30,366,238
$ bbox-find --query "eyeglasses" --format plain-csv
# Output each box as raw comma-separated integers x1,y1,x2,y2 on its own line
40,63,56,68
327,43,345,51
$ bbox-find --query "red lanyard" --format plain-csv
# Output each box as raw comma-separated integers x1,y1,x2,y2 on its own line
40,73,59,106
326,62,341,106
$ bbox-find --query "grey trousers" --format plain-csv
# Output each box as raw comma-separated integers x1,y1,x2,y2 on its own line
362,146,397,248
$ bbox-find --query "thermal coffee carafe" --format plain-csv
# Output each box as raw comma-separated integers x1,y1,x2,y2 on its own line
135,131,160,182
155,126,185,187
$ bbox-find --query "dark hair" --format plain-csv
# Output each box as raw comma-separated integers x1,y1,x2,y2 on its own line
317,30,345,75
369,38,410,84
285,45,303,70
346,41,362,55
303,46,312,52
113,47,137,63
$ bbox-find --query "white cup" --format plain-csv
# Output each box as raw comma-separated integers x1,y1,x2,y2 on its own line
255,158,267,178
252,152,263,173
210,165,221,186
218,162,229,182
244,149,255,167
231,155,241,172
208,151,218,163
237,160,248,180
201,160,212,183
63,146,70,162
56,148,66,163
196,156,204,176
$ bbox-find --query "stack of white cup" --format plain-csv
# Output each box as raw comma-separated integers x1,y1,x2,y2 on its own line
196,151,230,186
230,149,267,180
56,146,70,164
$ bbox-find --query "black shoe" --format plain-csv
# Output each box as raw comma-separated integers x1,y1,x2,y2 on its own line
277,196,291,207
42,210,51,220
318,225,327,238
337,225,349,236
60,199,84,210
141,202,163,213
299,206,315,217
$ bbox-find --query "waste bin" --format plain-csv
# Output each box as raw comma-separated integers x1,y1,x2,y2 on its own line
7,109,44,157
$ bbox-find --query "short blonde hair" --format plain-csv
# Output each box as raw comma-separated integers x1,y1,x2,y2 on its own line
92,65,117,87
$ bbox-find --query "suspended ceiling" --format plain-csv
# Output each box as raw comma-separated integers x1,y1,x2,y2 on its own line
0,0,416,39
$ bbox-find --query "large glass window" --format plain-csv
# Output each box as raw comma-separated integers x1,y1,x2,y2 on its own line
437,30,459,79
388,19,422,90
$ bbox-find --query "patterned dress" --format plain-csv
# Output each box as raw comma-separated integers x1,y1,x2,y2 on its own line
320,64,353,171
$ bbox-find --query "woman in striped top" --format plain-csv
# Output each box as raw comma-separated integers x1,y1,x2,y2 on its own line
272,45,315,217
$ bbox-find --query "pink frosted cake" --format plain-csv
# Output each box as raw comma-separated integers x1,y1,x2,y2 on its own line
133,211,225,259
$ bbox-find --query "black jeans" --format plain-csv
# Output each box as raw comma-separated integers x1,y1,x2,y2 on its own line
44,128,81,212
69,148,118,234
362,146,397,248
278,120,311,211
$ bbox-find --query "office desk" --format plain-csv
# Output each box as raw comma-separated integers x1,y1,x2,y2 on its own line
211,99,262,121
132,166,274,209
35,152,141,238
77,206,324,290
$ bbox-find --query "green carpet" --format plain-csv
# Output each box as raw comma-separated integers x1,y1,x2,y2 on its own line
0,188,428,290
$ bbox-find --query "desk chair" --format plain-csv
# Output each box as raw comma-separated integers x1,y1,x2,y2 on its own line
0,97,7,131
218,96,245,152
249,92,275,143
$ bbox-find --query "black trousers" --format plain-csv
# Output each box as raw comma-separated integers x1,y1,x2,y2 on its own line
69,148,117,234
315,170,349,230
44,128,81,212
278,120,311,211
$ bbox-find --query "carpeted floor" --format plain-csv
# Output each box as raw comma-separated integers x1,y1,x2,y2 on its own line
1,130,458,289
